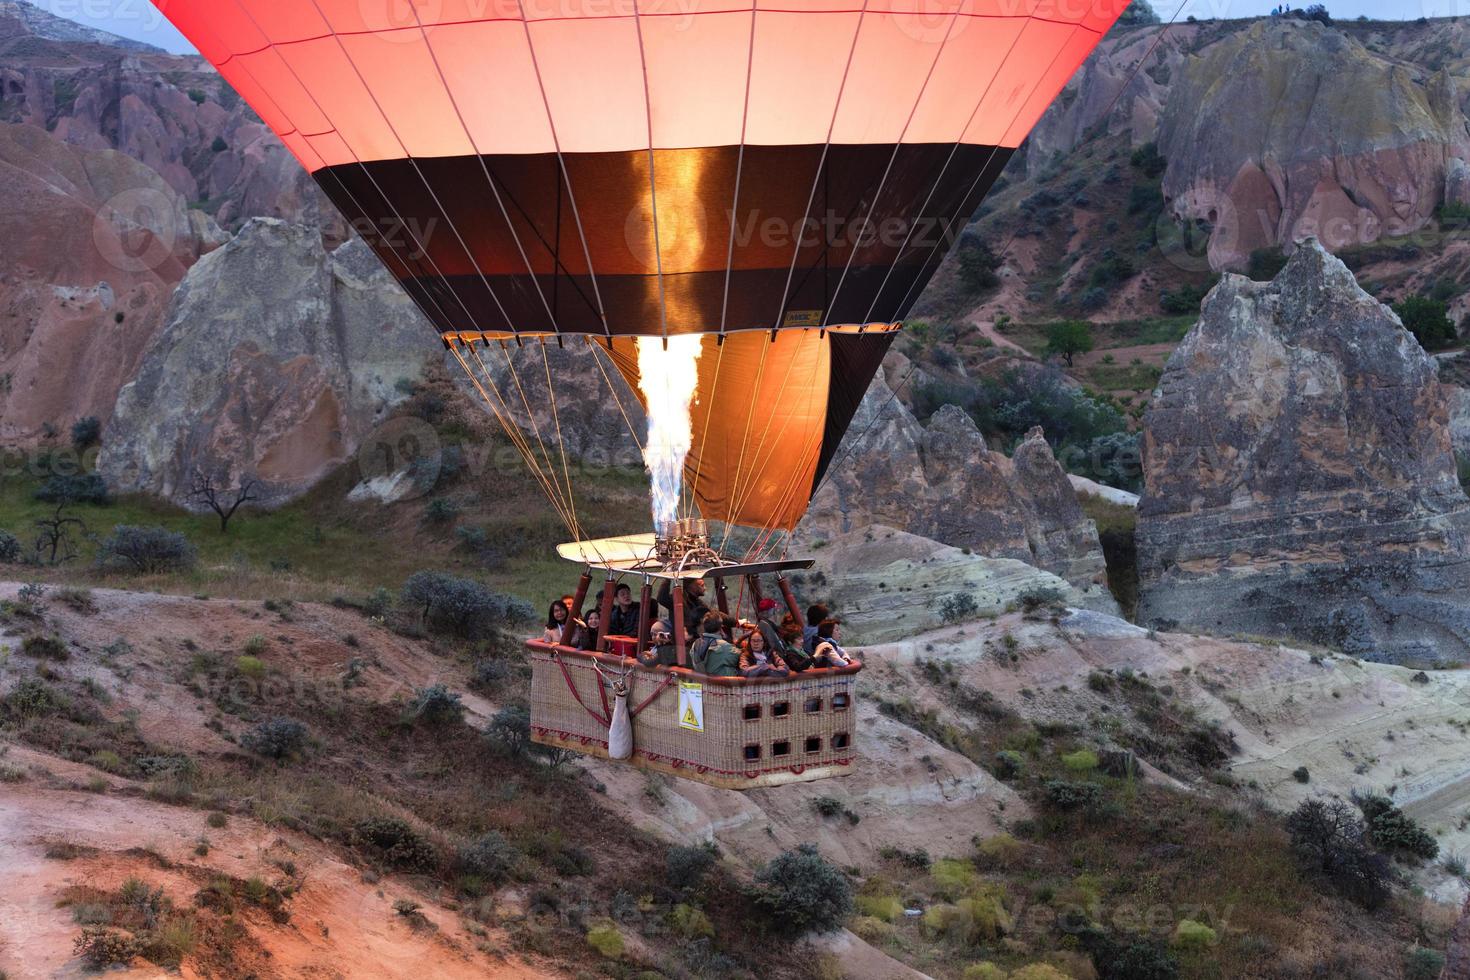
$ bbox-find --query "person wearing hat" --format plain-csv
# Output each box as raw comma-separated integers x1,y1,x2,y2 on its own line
637,619,679,668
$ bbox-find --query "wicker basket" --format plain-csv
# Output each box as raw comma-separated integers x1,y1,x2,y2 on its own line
528,639,858,790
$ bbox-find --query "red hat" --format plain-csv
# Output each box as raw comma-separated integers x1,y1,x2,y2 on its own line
757,598,778,612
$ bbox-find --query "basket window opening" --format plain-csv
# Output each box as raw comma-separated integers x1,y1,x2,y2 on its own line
772,701,791,717
772,740,791,757
804,697,823,714
833,732,850,749
743,743,761,761
743,703,761,721
832,692,850,711
804,736,822,754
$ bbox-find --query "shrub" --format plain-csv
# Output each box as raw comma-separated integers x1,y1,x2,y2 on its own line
976,834,1024,869
751,844,852,936
487,704,532,756
1293,766,1310,784
1406,946,1447,980
0,530,20,563
74,928,139,967
666,841,719,892
469,659,510,692
852,915,896,944
1246,247,1288,281
1285,798,1391,908
1061,749,1099,773
458,831,518,885
1357,793,1438,862
992,750,1024,780
243,634,268,655
669,903,714,939
856,893,904,922
932,857,977,896
422,498,460,525
35,473,110,505
4,679,66,719
401,571,534,638
1075,431,1143,493
1394,295,1458,350
1010,967,1069,980
1042,779,1104,812
393,898,422,917
71,416,101,450
97,525,197,573
586,922,624,960
210,135,228,153
957,237,1002,293
1046,319,1094,366
235,655,266,680
1171,919,1217,950
940,592,980,624
1130,142,1166,178
352,817,438,872
964,965,1008,980
22,634,67,661
242,718,308,760
406,684,466,726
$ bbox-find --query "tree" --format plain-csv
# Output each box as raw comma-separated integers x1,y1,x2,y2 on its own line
1393,295,1457,350
752,844,853,936
1046,319,1095,366
70,416,101,451
189,471,259,533
1285,798,1392,909
956,237,1002,293
33,504,84,566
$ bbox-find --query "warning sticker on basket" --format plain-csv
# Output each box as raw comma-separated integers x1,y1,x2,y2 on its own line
678,681,705,733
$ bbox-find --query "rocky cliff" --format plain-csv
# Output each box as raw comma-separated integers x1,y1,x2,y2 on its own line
801,373,1117,613
100,219,443,507
1136,239,1470,664
0,122,223,443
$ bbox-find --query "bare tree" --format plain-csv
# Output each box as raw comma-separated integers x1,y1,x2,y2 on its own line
33,503,84,565
190,471,259,533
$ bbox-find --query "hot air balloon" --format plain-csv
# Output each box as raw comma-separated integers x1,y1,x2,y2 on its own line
153,0,1129,787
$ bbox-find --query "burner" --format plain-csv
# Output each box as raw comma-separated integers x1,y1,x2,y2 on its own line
655,518,717,569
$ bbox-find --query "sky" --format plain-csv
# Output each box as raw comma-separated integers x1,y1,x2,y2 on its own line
27,0,1468,57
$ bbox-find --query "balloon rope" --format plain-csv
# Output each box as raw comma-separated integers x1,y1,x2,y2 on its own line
482,342,581,531
584,339,646,456
823,7,964,326
630,0,671,342
539,339,588,545
717,5,759,336
450,341,578,535
743,344,832,561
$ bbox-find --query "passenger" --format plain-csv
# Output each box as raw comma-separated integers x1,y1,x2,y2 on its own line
542,599,570,643
576,607,602,651
607,582,642,637
657,578,712,642
755,597,780,623
738,627,790,678
638,620,679,668
689,611,740,677
803,603,831,655
766,617,812,672
811,619,859,668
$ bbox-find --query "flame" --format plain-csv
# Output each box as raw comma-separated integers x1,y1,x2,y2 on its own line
636,334,704,532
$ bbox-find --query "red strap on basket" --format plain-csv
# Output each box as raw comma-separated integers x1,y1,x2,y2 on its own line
631,673,675,718
553,653,608,727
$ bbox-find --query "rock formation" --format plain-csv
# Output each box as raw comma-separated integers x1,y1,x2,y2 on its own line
100,219,443,508
0,122,223,443
1137,239,1470,664
801,374,1117,613
1156,20,1470,269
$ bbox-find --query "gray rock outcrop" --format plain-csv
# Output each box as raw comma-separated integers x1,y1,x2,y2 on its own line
1136,238,1470,664
100,219,442,507
800,375,1117,614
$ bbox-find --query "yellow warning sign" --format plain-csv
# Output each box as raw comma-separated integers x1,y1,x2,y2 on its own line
677,681,705,733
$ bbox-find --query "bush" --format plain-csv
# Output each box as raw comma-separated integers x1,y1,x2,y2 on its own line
210,135,228,153
1394,295,1458,350
975,833,1024,869
1171,919,1217,950
666,841,719,892
1158,281,1213,314
71,416,101,450
487,704,532,755
406,684,466,726
1042,779,1104,812
4,679,66,719
1010,967,1069,980
1247,247,1288,281
423,498,460,525
457,831,518,884
1406,946,1446,980
401,571,534,638
1357,793,1438,862
235,655,266,679
856,893,904,922
1292,766,1310,784
940,592,980,624
0,530,18,564
35,473,110,505
1087,250,1135,290
241,718,308,760
22,634,68,661
469,659,511,692
352,817,438,872
957,237,1002,293
752,844,852,936
669,903,714,939
1061,749,1099,773
992,749,1024,780
1285,798,1392,908
97,525,197,573
586,923,624,959
963,965,1008,980
74,928,139,967
1130,142,1166,178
